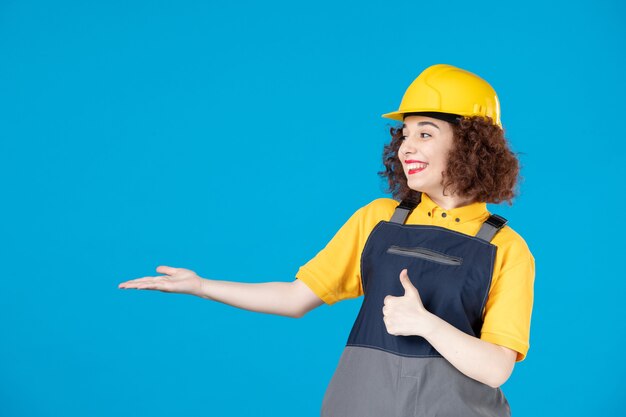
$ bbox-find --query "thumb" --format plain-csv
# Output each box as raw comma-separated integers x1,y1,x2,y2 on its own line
157,265,179,275
399,269,418,296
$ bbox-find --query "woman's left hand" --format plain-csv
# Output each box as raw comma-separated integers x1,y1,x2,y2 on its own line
382,269,436,337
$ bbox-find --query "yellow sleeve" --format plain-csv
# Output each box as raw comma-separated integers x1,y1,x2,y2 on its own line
480,249,535,362
295,205,370,305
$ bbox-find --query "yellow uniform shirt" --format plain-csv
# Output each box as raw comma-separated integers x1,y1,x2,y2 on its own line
296,194,535,362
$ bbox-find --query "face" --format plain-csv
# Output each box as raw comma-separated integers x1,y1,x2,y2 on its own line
398,115,455,198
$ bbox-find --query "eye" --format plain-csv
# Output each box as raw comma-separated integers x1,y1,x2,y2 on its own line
420,132,432,139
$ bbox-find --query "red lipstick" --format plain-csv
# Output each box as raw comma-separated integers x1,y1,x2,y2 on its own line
405,160,428,175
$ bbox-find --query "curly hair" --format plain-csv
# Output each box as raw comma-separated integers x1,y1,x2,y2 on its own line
378,116,521,205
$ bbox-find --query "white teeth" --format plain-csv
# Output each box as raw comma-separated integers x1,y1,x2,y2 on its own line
408,163,428,170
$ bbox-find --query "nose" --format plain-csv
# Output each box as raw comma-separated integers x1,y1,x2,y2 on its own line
399,137,416,157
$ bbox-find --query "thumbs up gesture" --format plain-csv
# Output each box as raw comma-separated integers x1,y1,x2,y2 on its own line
382,269,435,337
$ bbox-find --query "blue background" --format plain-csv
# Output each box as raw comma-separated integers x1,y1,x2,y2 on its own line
1,0,624,416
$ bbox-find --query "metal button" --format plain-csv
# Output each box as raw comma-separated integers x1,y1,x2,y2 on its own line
428,212,431,217
442,212,447,218
455,218,460,222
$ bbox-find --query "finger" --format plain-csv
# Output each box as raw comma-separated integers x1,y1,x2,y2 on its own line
119,278,163,289
383,316,394,334
118,277,163,288
156,265,179,275
399,269,418,296
134,281,168,291
120,282,149,289
384,295,395,305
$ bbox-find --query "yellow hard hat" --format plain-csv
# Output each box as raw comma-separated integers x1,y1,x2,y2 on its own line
382,64,502,128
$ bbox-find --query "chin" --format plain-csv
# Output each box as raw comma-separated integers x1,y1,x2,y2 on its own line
406,180,427,192
407,185,428,194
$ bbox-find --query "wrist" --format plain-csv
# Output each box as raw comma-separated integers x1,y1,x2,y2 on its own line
196,277,213,300
419,310,442,340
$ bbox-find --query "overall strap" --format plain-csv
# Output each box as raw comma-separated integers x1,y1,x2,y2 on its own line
389,193,422,224
475,214,508,242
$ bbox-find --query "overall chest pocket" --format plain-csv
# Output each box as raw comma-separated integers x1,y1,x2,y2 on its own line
386,245,463,266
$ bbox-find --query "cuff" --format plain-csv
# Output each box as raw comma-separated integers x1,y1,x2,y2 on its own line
295,267,338,305
480,331,529,362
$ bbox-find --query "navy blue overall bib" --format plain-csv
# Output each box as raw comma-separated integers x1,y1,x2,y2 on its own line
321,195,511,417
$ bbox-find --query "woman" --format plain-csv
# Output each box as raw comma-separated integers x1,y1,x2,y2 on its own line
119,64,535,417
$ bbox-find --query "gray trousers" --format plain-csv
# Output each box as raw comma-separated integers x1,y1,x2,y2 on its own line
321,346,511,417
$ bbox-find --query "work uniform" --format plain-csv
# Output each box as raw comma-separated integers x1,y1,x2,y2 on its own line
296,193,535,417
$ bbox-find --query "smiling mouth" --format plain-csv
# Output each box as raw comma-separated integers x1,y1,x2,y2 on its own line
406,161,428,174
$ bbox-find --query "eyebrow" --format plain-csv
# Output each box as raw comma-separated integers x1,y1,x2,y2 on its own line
402,121,441,131
418,121,440,130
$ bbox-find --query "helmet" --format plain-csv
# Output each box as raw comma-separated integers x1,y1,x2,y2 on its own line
381,64,502,128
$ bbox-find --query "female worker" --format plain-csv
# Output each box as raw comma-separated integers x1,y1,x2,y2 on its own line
119,63,535,417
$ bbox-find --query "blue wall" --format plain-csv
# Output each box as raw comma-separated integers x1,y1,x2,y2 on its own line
1,0,624,416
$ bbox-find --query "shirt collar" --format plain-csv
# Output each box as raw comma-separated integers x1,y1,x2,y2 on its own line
415,192,490,224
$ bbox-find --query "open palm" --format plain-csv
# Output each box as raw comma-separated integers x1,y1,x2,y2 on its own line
118,265,203,297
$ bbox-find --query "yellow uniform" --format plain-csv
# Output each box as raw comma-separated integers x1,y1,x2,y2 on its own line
296,193,534,361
